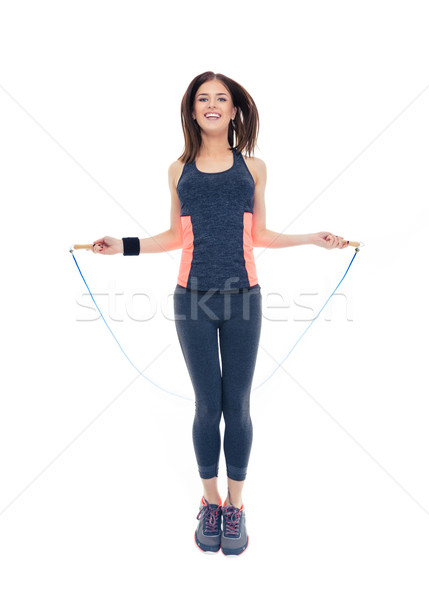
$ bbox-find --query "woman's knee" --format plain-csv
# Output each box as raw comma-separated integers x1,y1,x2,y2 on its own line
222,401,251,425
195,398,222,423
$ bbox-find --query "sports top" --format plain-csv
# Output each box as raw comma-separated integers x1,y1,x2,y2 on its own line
176,147,259,292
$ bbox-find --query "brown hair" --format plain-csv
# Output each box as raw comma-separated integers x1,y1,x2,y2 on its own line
177,71,259,164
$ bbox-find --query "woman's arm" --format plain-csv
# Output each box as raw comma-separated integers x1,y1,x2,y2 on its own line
251,158,348,250
92,161,184,255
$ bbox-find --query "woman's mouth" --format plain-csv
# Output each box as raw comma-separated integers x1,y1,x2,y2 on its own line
204,112,221,120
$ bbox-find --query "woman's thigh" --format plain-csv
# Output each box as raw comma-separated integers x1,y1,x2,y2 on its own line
218,288,262,407
173,285,222,402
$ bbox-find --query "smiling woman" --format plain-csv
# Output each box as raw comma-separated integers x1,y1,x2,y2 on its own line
89,69,349,557
178,71,259,164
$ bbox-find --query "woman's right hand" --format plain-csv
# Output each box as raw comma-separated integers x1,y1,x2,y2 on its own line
91,236,123,255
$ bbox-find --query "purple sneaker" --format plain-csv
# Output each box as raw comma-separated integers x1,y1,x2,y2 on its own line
194,496,222,553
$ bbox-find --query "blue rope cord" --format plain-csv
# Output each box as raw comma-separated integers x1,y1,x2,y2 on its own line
71,251,192,401
252,249,359,391
71,248,360,400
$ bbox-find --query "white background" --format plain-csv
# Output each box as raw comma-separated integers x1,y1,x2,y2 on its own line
0,0,428,598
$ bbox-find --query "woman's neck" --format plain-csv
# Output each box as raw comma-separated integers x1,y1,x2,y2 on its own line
197,135,231,159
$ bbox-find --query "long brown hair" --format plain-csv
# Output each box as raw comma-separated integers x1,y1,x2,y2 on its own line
178,71,259,164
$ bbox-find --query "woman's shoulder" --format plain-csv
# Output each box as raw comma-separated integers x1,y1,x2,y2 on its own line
168,158,187,188
242,155,266,168
241,154,267,185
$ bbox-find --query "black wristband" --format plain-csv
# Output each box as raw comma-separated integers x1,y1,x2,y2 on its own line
122,237,140,256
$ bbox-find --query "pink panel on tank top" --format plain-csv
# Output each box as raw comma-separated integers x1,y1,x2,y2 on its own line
243,212,258,286
177,215,194,287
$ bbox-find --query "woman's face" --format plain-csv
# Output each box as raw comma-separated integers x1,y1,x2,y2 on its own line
192,80,237,132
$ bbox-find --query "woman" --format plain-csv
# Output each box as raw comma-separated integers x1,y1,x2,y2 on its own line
91,71,349,556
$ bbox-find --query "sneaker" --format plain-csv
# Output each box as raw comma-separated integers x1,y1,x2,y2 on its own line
194,496,222,553
221,495,249,556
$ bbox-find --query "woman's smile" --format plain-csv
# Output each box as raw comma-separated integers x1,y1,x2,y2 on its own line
204,112,221,120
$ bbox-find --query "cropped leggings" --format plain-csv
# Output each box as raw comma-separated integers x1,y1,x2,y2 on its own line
173,283,262,481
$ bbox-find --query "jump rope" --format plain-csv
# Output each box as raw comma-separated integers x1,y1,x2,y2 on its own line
71,240,364,401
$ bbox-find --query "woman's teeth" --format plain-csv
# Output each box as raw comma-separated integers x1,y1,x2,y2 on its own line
205,113,220,119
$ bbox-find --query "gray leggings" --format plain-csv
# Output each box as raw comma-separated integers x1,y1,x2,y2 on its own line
173,284,262,481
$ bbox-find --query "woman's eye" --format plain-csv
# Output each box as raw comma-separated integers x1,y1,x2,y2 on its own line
198,97,227,102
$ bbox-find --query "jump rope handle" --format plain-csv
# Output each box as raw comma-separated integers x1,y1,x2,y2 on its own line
71,244,94,251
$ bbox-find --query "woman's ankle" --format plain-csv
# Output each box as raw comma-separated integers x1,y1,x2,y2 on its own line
228,497,243,508
204,495,221,505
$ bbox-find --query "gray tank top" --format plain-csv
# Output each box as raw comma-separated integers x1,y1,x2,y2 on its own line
176,147,260,292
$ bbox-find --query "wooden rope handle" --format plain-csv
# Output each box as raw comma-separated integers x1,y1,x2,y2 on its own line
73,244,94,250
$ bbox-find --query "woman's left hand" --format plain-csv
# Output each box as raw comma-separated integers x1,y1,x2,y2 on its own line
311,232,349,250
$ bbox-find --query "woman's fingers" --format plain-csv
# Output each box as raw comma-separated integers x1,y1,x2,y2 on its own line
92,236,110,253
90,236,122,255
312,232,352,250
92,242,105,253
332,235,344,248
325,234,350,249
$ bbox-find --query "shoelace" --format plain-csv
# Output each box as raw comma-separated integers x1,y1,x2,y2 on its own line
222,505,242,536
197,503,221,534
